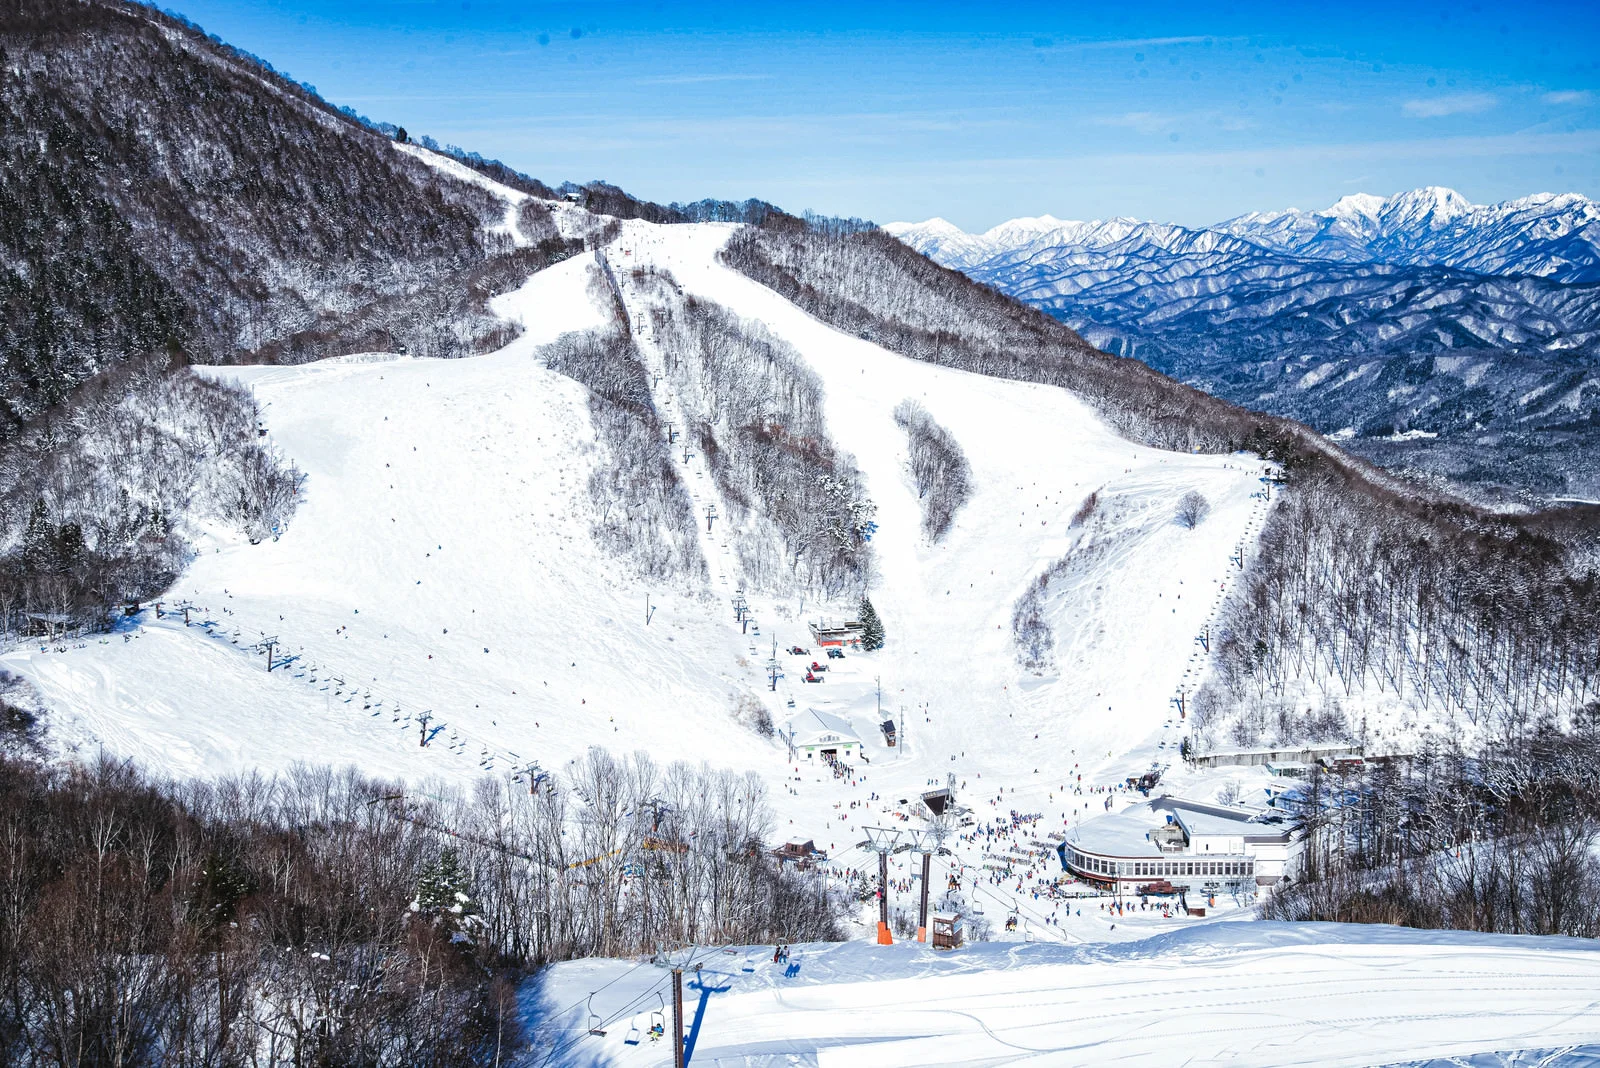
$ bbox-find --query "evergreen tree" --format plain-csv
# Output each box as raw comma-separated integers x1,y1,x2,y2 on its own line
858,595,885,651
414,847,480,936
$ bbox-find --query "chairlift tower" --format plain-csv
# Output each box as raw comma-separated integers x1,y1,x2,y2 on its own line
648,945,695,1068
916,815,954,943
705,503,719,533
255,634,280,671
862,826,904,945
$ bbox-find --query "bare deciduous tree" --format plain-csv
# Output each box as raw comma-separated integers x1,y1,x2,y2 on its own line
1175,491,1211,529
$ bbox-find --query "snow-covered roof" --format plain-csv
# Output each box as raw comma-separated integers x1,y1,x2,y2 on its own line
785,709,860,744
1069,796,1289,858
1068,803,1169,859
1165,797,1290,842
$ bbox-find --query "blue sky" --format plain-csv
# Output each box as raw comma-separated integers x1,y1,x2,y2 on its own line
168,0,1600,230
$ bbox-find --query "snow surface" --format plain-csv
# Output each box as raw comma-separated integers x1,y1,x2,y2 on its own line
525,923,1600,1067
4,216,1589,1064
5,219,1273,934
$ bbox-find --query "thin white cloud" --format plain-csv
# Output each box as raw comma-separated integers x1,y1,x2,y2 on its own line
1094,111,1174,135
860,128,1600,178
1402,92,1498,118
1058,35,1244,50
1093,110,1256,135
1543,90,1593,106
634,73,774,86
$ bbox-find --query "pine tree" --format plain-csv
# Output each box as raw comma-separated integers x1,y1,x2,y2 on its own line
859,595,885,651
414,847,471,918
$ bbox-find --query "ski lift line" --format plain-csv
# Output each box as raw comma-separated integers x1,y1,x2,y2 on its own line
539,943,733,1068
535,959,669,1067
963,871,1084,946
167,601,532,775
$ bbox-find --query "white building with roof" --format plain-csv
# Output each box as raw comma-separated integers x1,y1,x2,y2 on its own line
783,709,862,762
1062,795,1300,892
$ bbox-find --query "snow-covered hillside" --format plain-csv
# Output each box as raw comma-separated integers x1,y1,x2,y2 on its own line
2,219,1272,943
528,924,1600,1067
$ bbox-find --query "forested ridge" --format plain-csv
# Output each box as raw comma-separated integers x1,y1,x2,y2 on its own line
0,0,513,432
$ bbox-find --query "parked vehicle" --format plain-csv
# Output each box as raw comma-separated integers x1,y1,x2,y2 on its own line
827,648,845,659
789,646,809,655
810,661,827,672
804,672,822,683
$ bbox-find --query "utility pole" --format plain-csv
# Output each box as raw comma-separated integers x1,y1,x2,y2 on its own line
645,593,655,626
863,826,903,945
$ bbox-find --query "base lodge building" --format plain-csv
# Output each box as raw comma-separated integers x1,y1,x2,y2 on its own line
1063,796,1300,891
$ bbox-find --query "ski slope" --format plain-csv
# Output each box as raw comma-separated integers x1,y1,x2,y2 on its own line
527,924,1600,1067
6,218,1273,941
3,251,773,783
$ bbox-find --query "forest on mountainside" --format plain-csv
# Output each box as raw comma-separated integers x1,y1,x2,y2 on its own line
0,750,841,1068
637,269,877,597
0,0,508,434
893,399,972,542
1264,725,1600,939
0,357,299,636
537,266,705,583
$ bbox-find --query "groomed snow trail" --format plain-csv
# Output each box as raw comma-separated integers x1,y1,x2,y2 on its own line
527,925,1600,1067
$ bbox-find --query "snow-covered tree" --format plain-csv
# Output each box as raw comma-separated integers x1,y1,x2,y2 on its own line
859,595,885,651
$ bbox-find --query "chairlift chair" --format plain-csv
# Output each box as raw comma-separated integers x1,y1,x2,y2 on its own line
623,1016,642,1046
586,993,606,1037
649,993,666,1041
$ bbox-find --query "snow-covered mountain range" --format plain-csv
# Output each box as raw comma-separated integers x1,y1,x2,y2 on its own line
889,190,1600,501
892,188,1600,281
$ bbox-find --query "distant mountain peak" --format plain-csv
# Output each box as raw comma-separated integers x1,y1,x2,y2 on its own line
1382,186,1474,227
981,214,1070,238
1324,193,1387,221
